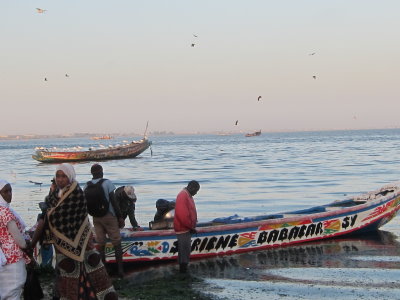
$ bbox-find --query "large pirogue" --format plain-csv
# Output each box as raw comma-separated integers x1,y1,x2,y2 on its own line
32,138,151,163
101,182,400,263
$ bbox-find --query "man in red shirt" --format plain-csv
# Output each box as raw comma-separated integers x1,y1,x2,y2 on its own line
173,180,200,273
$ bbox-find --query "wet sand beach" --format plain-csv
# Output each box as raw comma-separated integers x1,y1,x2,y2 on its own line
119,230,400,299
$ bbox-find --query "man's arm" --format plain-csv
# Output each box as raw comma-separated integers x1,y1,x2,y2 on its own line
128,203,141,230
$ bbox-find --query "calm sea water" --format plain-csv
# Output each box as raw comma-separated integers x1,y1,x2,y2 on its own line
1,129,400,238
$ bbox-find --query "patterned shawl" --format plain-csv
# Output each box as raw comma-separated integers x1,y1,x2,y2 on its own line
45,181,91,262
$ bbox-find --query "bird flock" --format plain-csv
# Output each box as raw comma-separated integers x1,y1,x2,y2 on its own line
34,8,331,132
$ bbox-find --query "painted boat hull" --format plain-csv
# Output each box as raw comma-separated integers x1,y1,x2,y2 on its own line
32,138,151,163
103,182,400,263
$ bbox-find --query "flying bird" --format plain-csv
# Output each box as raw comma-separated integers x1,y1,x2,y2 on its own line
312,75,317,80
191,43,195,47
65,74,69,77
235,120,238,126
44,77,48,81
309,52,316,56
193,34,198,38
257,96,262,101
36,8,47,13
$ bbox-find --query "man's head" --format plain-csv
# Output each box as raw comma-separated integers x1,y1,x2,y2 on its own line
124,186,137,202
91,163,103,179
186,180,200,196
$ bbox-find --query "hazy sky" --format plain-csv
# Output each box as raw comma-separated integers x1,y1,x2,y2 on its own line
1,1,399,135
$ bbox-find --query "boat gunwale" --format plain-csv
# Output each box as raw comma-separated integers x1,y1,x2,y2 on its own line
123,190,400,238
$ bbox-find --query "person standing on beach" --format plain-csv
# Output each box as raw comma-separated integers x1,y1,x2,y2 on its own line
31,163,118,299
0,180,31,300
85,164,125,278
173,180,200,273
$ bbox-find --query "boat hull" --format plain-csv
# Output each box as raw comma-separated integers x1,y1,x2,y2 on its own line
32,138,151,163
103,183,400,263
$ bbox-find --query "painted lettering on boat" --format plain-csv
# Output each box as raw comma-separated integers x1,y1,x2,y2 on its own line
170,234,240,254
120,214,361,259
257,222,324,245
169,214,359,254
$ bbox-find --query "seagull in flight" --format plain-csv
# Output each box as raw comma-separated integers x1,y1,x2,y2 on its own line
191,43,195,47
312,75,317,80
44,77,48,81
65,74,69,77
235,120,238,126
36,8,47,13
193,34,198,38
257,96,262,101
309,52,316,56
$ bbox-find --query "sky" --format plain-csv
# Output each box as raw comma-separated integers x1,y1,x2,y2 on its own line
1,1,400,135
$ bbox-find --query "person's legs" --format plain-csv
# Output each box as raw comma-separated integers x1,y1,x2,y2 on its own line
177,232,191,273
93,216,107,264
0,260,27,300
40,243,54,266
103,214,124,278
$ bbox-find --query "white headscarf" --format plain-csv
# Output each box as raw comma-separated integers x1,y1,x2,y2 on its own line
0,179,26,267
0,179,26,228
55,163,77,197
56,163,76,183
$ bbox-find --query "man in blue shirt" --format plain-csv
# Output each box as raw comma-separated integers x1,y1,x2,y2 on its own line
87,164,125,278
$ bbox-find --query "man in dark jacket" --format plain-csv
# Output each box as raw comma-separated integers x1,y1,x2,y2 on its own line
114,185,143,231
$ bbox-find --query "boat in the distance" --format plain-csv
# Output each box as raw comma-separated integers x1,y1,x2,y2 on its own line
245,130,261,137
91,135,113,140
32,137,151,163
100,182,399,263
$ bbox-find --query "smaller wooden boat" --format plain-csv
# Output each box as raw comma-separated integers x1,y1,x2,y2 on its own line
245,130,261,137
91,135,113,140
32,138,151,163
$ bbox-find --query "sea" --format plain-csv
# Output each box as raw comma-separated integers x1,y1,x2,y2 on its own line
1,129,400,234
2,129,400,299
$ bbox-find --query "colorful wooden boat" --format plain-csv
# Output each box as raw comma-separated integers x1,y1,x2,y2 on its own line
32,138,151,163
102,182,400,263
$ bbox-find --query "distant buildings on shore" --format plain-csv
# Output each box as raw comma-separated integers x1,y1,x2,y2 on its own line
0,131,176,140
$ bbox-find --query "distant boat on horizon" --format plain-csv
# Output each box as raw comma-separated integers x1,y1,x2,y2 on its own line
245,130,261,137
91,135,113,140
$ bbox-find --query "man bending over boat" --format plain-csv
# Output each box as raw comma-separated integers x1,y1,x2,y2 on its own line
114,185,143,231
173,180,200,274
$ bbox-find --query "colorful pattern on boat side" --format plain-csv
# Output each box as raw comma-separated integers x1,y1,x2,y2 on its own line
102,192,400,263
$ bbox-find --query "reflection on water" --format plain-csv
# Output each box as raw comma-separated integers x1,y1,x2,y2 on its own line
123,230,400,283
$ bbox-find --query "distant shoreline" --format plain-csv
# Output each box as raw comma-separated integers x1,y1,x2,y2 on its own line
0,127,399,141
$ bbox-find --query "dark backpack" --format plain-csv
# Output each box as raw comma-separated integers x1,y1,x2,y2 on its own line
84,179,109,217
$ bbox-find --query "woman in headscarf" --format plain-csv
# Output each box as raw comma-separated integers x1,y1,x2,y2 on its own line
0,179,31,300
32,163,118,300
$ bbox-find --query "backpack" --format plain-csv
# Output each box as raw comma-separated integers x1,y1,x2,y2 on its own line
84,178,109,217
